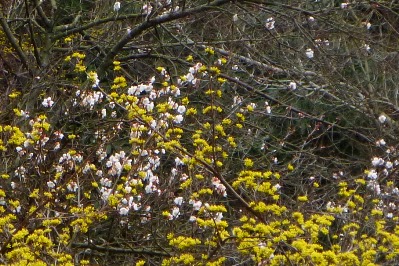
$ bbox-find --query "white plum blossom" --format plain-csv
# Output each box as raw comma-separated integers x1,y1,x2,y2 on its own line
212,177,227,197
190,199,202,211
367,169,378,180
142,4,152,14
177,105,186,114
173,114,183,124
214,212,223,222
12,205,21,214
100,177,112,187
265,17,275,30
288,81,297,90
114,1,121,12
376,139,386,146
189,216,197,222
119,207,129,216
171,206,180,218
305,48,314,59
386,161,393,169
175,157,184,166
101,108,107,119
372,157,384,167
47,181,56,189
233,14,238,22
378,114,387,124
174,197,183,206
367,180,380,194
341,2,349,9
42,97,54,108
67,182,79,192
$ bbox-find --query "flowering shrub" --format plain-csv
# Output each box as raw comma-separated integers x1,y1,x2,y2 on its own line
2,0,399,265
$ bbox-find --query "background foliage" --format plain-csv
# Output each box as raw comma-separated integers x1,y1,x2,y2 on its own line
1,0,399,265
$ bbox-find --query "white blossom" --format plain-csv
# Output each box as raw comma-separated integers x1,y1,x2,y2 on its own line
114,1,121,12
42,97,54,108
177,105,186,114
191,200,202,211
364,44,371,52
288,81,297,90
47,181,56,189
376,139,386,146
367,169,378,180
378,114,387,124
171,206,180,218
265,17,275,30
174,197,184,206
372,157,384,167
305,48,314,59
119,207,129,216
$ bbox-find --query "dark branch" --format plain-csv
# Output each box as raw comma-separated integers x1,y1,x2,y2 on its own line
71,242,171,257
97,0,233,77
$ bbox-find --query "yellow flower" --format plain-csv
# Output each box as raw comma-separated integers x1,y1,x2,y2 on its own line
298,195,308,202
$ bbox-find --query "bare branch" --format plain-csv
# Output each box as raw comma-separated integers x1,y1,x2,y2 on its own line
97,0,233,76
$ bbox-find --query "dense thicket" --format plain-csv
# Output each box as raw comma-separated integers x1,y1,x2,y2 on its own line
1,1,399,265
